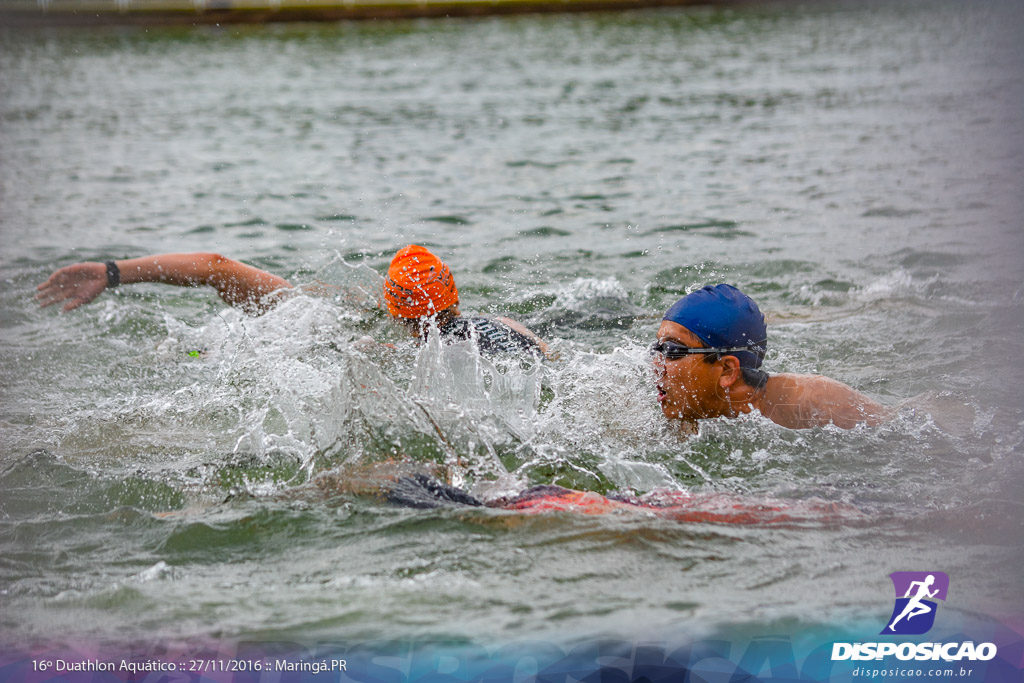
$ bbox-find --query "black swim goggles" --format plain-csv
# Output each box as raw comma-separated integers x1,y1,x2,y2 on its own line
649,339,755,360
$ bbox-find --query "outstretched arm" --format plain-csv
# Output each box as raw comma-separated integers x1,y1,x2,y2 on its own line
759,374,892,430
803,375,891,429
36,253,292,313
495,315,551,358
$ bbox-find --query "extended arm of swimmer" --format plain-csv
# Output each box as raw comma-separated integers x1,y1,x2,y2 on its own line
755,373,891,430
494,315,551,357
36,253,292,313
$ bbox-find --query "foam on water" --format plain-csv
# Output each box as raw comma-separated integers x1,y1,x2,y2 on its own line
2,0,1022,646
34,275,1007,517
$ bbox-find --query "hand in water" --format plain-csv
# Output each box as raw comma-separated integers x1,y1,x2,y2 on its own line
36,262,108,311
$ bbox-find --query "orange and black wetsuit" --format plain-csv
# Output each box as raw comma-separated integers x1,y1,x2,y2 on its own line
382,475,860,525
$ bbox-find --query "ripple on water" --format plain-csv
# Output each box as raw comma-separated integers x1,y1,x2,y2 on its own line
508,226,572,239
224,217,267,228
423,215,472,225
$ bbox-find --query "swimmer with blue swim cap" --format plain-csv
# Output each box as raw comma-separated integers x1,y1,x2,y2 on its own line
653,284,889,430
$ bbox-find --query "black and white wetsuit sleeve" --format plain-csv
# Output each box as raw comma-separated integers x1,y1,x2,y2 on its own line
440,316,543,359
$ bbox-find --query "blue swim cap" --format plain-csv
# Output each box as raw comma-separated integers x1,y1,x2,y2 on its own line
663,284,768,370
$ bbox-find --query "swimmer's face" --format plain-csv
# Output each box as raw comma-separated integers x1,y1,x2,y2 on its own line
653,320,727,421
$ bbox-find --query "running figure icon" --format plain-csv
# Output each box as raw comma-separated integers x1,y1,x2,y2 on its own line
887,575,939,632
882,571,949,635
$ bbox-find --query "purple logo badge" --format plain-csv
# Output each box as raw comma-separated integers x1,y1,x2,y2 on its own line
881,571,949,635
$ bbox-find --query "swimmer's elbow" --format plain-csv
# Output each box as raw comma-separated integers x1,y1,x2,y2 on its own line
165,253,235,282
203,253,254,283
196,253,233,269
208,256,290,314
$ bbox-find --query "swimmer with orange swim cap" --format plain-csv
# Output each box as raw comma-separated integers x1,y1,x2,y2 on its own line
36,246,547,359
382,245,547,358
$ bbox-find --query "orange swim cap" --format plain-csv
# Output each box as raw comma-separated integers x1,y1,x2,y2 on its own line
383,245,459,318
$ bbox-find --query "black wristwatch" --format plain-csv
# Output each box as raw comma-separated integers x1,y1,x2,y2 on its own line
104,260,120,288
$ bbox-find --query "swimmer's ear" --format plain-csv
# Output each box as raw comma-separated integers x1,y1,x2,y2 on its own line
718,355,743,388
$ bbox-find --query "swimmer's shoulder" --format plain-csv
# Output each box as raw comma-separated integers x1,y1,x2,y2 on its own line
760,373,889,429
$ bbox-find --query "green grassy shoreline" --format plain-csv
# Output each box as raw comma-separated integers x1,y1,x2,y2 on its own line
1,0,732,26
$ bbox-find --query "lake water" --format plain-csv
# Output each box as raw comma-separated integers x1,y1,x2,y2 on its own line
1,0,1023,666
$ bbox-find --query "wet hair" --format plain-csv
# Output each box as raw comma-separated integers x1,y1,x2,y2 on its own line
434,304,460,327
741,367,769,390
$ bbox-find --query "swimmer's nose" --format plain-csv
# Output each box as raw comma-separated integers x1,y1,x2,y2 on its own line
651,353,666,379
